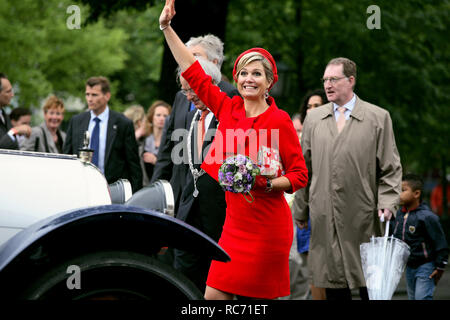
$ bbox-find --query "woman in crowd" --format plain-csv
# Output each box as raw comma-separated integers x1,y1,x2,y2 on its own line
143,100,171,180
299,89,328,124
124,104,151,186
158,0,308,300
21,95,65,153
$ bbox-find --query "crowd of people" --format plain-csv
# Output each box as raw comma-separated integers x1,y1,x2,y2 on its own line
0,0,448,301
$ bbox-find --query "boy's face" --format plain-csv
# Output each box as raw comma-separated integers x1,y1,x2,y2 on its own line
400,181,420,207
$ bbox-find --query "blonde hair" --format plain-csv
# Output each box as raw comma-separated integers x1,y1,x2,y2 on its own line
124,105,146,130
234,52,274,85
43,95,65,113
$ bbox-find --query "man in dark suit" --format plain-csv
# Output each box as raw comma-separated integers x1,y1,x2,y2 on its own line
0,73,31,149
169,58,229,292
63,76,142,192
150,34,239,213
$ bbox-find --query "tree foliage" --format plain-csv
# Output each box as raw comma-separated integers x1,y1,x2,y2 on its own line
0,0,127,116
1,0,448,178
225,0,449,175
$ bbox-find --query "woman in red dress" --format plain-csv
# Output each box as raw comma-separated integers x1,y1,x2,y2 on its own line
159,0,308,299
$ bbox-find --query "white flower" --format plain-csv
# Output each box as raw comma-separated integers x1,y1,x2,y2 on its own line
246,161,253,170
234,172,243,181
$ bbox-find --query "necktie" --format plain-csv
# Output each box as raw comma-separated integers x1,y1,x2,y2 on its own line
197,110,210,159
336,106,347,133
91,117,101,166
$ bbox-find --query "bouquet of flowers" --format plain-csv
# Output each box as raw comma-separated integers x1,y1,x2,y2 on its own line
218,154,260,202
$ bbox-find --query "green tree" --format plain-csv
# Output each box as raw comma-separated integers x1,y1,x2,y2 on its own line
104,6,165,111
0,0,128,117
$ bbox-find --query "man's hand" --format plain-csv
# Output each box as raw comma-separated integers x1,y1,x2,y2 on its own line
429,269,444,285
14,124,32,138
378,208,392,221
295,219,308,230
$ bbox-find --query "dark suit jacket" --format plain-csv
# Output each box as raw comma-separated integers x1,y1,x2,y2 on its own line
0,108,18,150
151,80,239,213
176,110,226,242
63,109,143,192
150,91,190,212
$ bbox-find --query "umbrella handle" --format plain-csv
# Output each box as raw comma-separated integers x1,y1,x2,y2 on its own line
380,215,390,238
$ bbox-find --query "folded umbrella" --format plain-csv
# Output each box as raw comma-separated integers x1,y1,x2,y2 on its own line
360,216,410,300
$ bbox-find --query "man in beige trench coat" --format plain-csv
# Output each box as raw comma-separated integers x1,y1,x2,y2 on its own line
292,57,402,300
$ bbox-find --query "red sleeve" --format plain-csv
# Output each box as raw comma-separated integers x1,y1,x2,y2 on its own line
278,114,308,193
181,60,233,122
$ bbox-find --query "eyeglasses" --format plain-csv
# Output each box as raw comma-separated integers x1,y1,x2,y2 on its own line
181,88,196,96
321,76,347,85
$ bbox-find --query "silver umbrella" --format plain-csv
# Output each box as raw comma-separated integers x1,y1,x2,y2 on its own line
360,217,410,300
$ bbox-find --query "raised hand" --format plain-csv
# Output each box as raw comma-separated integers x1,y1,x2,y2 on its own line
159,0,176,29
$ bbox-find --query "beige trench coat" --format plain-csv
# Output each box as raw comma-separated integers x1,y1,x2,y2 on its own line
292,96,402,289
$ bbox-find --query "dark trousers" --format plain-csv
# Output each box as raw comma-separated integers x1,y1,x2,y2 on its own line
326,287,369,300
173,248,212,293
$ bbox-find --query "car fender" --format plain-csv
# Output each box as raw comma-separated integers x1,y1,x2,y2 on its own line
0,204,230,274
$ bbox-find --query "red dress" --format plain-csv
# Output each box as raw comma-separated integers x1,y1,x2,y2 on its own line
182,61,308,298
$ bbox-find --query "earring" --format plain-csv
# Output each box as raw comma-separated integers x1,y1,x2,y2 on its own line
264,89,269,99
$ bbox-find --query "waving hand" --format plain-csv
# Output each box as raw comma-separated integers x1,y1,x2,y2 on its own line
159,0,176,29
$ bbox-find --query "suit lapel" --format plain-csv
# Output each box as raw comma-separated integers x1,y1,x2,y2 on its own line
187,110,198,166
183,99,192,129
1,109,12,130
320,103,338,137
77,112,91,150
350,96,365,122
105,111,118,165
202,114,218,162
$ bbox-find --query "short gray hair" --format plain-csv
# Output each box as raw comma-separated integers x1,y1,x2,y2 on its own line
177,57,221,85
185,34,224,70
327,57,357,81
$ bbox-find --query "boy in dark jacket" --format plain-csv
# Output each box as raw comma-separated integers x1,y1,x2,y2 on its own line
390,173,449,300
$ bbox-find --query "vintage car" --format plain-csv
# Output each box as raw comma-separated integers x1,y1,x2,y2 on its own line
0,148,229,300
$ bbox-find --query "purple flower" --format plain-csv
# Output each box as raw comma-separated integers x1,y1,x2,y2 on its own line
226,157,235,164
238,164,247,174
236,154,246,165
218,154,260,194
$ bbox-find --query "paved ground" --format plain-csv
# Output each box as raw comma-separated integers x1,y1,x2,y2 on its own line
351,263,450,300
392,263,450,300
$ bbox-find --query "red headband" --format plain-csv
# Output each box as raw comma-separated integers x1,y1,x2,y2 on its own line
232,48,278,91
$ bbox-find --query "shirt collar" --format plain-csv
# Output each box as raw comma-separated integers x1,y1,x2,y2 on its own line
333,93,356,112
401,202,420,213
90,106,109,122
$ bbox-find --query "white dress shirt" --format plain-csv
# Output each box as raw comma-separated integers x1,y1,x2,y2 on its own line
333,93,356,121
88,107,109,174
197,108,214,133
